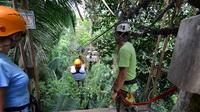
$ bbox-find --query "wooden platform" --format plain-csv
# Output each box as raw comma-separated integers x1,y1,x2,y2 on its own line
60,106,157,112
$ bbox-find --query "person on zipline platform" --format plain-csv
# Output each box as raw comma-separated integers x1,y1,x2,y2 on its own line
0,6,30,112
112,22,138,112
70,58,86,86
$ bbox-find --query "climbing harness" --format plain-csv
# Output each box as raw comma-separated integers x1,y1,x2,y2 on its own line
117,86,177,106
72,71,85,75
116,89,137,112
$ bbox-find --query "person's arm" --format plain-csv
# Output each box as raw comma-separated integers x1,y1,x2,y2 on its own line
0,88,6,112
112,67,128,92
79,64,86,73
70,66,76,74
111,67,128,101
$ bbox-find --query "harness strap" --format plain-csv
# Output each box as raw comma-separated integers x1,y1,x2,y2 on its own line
72,72,85,75
118,86,177,106
116,95,121,112
124,79,137,85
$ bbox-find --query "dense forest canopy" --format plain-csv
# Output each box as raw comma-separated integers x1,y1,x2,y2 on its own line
0,0,198,111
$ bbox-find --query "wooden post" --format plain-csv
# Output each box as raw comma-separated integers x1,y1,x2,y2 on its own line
168,15,200,112
171,90,200,112
23,0,41,104
12,0,29,74
26,31,40,100
12,0,41,110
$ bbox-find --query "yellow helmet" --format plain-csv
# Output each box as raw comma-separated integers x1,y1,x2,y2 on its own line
0,6,26,37
74,59,81,66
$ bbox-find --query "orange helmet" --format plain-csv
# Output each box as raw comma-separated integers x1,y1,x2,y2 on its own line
74,59,81,67
0,6,26,37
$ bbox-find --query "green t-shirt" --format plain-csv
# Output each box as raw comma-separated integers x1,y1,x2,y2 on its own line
118,42,138,93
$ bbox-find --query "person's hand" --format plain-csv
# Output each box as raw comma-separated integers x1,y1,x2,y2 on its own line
111,91,118,102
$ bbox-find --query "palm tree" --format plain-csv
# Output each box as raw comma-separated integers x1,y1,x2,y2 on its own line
29,0,76,57
0,0,76,62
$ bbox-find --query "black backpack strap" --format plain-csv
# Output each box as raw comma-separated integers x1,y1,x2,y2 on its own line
124,79,137,85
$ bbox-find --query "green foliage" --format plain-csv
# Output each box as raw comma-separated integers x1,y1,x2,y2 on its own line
76,20,92,45
27,0,196,111
83,0,196,111
39,18,114,111
29,0,76,53
0,0,11,6
40,61,113,111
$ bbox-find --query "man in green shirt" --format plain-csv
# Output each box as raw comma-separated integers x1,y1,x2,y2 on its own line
112,22,138,112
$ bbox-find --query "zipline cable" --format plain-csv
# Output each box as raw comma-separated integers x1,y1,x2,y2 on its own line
150,0,176,27
79,0,177,50
78,22,117,50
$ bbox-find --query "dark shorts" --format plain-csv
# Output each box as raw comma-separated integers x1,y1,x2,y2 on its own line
4,103,29,112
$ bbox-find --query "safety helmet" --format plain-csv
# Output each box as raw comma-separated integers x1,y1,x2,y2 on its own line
74,59,81,66
116,22,131,33
0,6,26,37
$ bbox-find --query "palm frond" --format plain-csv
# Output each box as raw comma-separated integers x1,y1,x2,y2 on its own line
29,0,76,53
0,0,12,6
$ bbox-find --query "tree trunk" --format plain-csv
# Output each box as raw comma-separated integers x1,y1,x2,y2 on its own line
171,90,200,112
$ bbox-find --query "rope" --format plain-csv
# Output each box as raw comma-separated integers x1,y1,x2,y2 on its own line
118,86,177,106
78,23,117,50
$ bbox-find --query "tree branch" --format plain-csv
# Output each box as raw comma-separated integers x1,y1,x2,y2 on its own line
130,27,179,37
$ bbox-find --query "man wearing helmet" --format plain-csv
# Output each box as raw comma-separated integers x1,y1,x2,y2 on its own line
0,6,30,112
112,22,138,112
70,58,86,86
